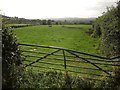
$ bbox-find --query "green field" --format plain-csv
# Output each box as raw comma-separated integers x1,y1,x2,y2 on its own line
14,25,100,54
13,25,112,79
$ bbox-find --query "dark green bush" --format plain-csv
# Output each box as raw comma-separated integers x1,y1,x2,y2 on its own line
91,1,120,86
91,20,102,38
92,4,120,57
2,23,22,88
94,76,120,90
85,28,94,36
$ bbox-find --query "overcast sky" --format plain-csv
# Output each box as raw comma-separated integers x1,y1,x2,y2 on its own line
0,0,118,19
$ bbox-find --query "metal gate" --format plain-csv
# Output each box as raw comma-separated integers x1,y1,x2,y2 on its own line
19,43,120,80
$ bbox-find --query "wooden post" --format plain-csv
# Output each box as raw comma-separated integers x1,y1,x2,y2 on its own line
63,50,67,69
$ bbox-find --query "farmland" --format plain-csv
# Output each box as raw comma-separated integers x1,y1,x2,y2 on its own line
2,1,120,88
4,22,119,89
14,25,100,54
13,24,111,79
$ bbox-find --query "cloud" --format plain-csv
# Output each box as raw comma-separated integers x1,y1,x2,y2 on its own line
87,0,117,16
0,0,118,19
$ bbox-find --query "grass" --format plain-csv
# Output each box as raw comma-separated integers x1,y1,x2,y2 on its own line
14,25,99,54
20,69,118,89
13,25,113,79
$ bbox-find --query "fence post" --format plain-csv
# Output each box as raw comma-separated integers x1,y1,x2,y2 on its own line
63,50,67,69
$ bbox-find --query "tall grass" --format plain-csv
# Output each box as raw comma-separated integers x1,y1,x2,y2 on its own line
20,69,120,89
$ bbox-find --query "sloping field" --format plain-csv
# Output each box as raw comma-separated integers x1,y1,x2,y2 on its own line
13,25,114,79
14,25,99,54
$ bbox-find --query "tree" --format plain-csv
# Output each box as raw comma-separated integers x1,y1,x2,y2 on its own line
47,19,52,25
42,20,47,25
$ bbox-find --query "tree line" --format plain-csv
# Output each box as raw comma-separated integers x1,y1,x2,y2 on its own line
2,15,94,25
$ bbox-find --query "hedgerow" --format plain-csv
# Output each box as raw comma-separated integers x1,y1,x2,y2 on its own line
91,1,120,85
2,21,22,88
92,3,120,57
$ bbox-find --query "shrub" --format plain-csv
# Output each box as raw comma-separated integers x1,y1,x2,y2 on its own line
91,20,102,38
94,76,120,90
19,69,120,89
19,69,94,89
2,23,22,88
91,1,120,87
92,5,119,57
85,28,94,36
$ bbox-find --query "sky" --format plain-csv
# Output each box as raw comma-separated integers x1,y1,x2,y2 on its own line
0,0,118,19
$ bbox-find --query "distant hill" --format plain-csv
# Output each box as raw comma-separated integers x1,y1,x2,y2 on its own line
52,17,96,24
2,15,96,25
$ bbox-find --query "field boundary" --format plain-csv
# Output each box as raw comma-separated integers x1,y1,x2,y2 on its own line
19,43,120,80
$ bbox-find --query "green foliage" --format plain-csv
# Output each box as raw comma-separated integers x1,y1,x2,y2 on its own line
92,5,120,57
85,28,94,36
92,2,120,86
47,19,52,25
2,23,22,88
91,22,101,38
19,69,120,89
101,7,119,57
94,76,120,90
6,24,31,28
20,70,94,89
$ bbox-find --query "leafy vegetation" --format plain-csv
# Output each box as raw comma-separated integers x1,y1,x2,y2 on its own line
6,24,31,28
92,5,120,57
2,23,22,88
19,69,120,89
91,1,120,85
